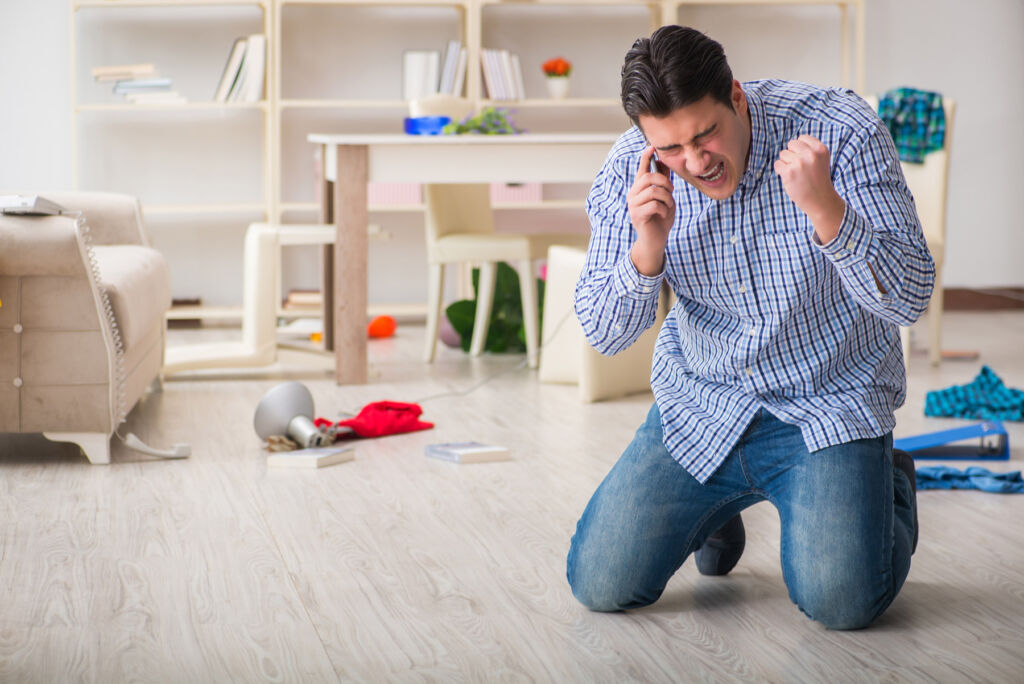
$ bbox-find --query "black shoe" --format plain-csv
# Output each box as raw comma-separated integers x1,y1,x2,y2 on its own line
892,448,919,554
694,514,745,576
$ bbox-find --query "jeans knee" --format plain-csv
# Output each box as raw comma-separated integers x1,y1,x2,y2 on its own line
567,562,625,612
566,556,660,612
795,590,883,630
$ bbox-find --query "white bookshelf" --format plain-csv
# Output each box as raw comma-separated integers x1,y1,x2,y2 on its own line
71,0,864,320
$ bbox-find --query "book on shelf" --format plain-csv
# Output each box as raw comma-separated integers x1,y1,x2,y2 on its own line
481,48,524,101
425,441,511,464
113,77,173,93
92,63,156,82
126,91,187,105
403,49,440,101
438,40,461,95
283,289,322,311
452,47,468,97
267,445,355,469
479,49,497,100
510,54,526,101
230,34,266,103
214,37,248,102
500,51,516,100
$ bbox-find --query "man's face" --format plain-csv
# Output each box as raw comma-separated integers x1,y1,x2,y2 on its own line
638,81,751,201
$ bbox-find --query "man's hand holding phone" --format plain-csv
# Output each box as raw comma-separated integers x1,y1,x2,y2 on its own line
628,145,675,276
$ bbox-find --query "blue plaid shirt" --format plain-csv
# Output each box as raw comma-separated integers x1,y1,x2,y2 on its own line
576,80,935,483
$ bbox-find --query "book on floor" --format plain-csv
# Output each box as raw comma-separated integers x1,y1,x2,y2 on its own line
267,445,355,469
425,441,511,464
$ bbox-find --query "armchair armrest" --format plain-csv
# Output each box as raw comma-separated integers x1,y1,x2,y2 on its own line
0,214,90,277
37,191,148,246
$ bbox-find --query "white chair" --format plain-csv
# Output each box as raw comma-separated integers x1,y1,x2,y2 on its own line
539,245,668,402
412,95,589,367
865,94,955,366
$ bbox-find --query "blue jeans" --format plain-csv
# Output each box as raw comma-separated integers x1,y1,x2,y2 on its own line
567,405,916,630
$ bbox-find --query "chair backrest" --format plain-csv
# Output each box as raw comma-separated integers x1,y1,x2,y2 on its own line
423,184,495,242
410,96,495,251
409,94,474,121
864,94,955,248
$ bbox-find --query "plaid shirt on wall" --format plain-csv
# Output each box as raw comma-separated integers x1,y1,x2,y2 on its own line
576,80,935,484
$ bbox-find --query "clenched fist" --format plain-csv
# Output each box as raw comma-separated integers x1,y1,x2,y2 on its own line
774,135,846,243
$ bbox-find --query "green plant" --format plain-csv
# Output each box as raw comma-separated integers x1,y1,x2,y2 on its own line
445,262,545,353
442,107,522,135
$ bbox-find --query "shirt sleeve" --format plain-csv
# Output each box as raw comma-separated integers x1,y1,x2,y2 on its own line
816,119,936,327
574,147,664,356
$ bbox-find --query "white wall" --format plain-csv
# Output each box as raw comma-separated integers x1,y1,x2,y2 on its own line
2,0,1022,301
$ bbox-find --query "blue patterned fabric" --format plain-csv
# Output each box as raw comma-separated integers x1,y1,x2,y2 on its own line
876,87,946,164
924,366,1024,421
576,80,935,484
917,466,1024,493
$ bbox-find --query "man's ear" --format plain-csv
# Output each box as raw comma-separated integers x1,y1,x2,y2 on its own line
730,79,749,114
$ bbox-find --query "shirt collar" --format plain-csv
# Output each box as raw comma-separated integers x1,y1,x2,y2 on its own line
738,85,771,192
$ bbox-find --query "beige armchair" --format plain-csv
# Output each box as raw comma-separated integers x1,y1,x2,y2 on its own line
0,192,171,463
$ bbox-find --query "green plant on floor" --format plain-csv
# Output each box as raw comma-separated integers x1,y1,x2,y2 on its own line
445,262,544,354
442,107,522,135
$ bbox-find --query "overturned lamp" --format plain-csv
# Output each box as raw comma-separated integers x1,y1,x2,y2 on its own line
253,381,325,448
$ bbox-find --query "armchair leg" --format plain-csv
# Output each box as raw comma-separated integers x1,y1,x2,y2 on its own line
424,263,445,363
516,259,539,369
470,262,497,357
43,432,111,465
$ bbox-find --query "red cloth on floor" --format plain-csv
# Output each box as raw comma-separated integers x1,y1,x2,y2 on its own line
315,401,433,438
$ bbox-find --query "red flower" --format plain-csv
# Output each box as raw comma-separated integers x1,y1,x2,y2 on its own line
542,57,572,77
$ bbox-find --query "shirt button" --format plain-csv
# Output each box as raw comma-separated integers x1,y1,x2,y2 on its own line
738,285,747,294
846,241,855,250
747,328,756,336
730,236,739,245
745,367,754,376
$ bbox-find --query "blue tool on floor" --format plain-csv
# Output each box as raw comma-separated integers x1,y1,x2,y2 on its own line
894,421,1009,460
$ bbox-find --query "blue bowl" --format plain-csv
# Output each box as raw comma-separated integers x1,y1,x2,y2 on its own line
404,116,451,135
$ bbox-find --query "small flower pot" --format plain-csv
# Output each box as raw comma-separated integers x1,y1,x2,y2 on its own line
545,76,570,99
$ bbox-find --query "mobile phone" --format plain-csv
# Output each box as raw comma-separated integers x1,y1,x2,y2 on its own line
650,155,658,174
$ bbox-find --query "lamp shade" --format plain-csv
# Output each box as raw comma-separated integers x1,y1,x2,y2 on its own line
253,381,324,447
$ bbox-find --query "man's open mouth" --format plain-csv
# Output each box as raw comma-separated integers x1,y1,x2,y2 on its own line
698,162,725,183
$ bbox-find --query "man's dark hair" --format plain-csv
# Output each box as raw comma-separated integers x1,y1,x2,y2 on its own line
621,25,734,126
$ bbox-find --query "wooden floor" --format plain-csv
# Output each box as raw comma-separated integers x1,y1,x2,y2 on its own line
2,311,1023,682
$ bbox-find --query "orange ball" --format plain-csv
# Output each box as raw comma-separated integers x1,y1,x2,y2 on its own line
367,315,397,338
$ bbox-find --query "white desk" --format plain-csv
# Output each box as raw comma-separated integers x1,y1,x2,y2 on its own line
307,132,619,384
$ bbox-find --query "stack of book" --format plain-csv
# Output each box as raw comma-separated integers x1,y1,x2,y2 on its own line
282,289,322,314
92,63,185,105
214,34,267,103
480,48,526,101
402,40,468,101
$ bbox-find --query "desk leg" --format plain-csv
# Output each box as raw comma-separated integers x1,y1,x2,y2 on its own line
319,174,334,352
332,144,369,385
